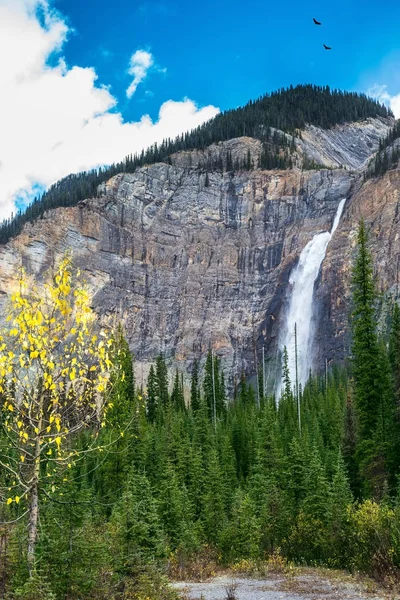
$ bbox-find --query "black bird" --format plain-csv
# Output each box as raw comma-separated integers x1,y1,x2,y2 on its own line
313,17,322,25
323,44,332,50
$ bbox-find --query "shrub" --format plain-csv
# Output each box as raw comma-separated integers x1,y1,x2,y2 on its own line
347,500,400,585
6,572,56,600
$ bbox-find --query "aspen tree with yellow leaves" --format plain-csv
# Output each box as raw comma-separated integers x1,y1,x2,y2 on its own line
0,257,115,575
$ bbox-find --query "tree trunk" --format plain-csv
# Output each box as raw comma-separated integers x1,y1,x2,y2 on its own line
27,406,42,577
27,480,39,576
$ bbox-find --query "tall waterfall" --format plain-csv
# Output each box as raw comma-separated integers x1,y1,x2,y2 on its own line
277,198,346,397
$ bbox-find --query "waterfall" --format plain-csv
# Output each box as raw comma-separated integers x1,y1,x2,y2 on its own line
277,198,346,398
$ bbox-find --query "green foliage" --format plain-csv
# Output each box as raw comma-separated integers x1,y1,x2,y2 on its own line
282,346,292,400
366,120,400,179
157,463,197,553
221,490,260,561
108,567,179,600
110,472,167,569
390,303,400,413
347,500,400,581
351,220,393,495
156,354,169,410
6,572,56,600
6,260,400,598
146,365,157,422
171,371,185,412
190,359,201,412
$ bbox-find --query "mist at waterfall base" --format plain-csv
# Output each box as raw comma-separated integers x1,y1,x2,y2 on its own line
276,199,346,399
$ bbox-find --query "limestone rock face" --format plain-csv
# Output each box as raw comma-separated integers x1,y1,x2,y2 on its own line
0,116,397,388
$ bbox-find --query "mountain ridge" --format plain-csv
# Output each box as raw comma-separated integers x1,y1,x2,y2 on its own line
0,84,393,246
0,111,398,388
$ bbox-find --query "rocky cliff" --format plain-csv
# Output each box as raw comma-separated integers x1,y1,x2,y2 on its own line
0,116,398,389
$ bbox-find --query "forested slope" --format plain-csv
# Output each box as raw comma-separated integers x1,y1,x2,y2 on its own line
0,85,392,245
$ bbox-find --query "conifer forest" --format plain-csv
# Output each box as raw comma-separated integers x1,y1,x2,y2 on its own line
1,217,400,599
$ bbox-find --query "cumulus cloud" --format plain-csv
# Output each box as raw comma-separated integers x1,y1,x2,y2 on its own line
367,84,400,119
0,0,219,220
126,49,154,98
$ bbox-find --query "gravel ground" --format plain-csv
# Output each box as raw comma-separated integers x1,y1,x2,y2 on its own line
172,573,390,600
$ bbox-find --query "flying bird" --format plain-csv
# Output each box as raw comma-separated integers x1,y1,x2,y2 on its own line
313,18,322,25
323,44,332,50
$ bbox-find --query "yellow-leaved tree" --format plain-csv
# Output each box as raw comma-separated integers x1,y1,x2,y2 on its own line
0,257,115,575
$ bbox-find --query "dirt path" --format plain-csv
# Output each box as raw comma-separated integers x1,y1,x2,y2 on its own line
172,570,393,600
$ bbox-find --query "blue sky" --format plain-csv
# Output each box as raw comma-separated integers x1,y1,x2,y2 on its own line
0,0,399,220
53,0,400,120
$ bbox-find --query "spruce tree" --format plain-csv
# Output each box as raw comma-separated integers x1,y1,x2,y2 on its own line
203,350,217,422
156,354,169,408
328,452,353,565
222,490,260,561
389,303,400,412
389,302,400,475
351,220,392,494
282,345,292,399
202,448,226,545
171,370,185,412
110,473,167,571
190,359,201,412
147,365,158,422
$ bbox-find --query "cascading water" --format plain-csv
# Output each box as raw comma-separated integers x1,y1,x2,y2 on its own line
277,198,346,398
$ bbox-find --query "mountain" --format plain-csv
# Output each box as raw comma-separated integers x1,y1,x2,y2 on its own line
0,85,398,389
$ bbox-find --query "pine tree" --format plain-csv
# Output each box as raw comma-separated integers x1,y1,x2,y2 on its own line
147,365,158,422
222,490,260,561
389,302,400,476
202,448,226,545
110,473,167,571
91,327,137,511
203,350,218,422
190,359,201,412
157,463,196,552
328,453,353,565
389,303,400,413
351,220,392,494
171,370,185,412
343,392,361,497
155,354,169,408
282,346,292,399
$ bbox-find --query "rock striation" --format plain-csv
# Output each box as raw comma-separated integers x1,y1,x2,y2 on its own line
0,116,398,389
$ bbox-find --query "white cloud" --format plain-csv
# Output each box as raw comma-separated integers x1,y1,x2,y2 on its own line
0,0,219,220
126,49,154,98
367,84,400,119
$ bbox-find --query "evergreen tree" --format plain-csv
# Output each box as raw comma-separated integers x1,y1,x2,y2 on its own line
351,220,392,495
190,359,201,412
282,345,292,399
147,365,158,422
343,393,361,497
328,453,353,565
156,354,169,408
222,490,260,561
157,463,196,552
389,303,400,413
171,370,185,412
91,327,136,511
202,448,226,545
203,350,223,422
110,473,167,571
388,302,400,476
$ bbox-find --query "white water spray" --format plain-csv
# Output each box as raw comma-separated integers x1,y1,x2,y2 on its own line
277,198,346,397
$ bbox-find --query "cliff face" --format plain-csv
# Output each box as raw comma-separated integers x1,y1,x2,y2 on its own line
315,167,400,367
0,116,397,388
